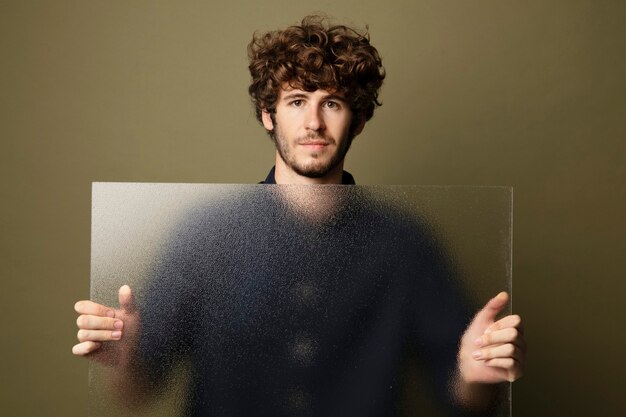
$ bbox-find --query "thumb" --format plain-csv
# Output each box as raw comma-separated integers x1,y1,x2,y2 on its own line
474,291,509,326
118,284,136,313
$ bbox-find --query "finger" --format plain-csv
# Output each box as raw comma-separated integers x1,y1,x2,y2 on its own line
74,300,115,318
76,314,124,331
476,327,521,348
484,357,516,369
484,358,524,382
72,341,102,356
476,292,509,323
485,314,523,335
77,329,122,342
472,343,522,362
118,285,136,314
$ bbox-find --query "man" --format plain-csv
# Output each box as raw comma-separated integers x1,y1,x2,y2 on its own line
74,16,525,416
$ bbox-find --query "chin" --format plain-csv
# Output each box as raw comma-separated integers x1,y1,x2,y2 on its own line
297,164,338,179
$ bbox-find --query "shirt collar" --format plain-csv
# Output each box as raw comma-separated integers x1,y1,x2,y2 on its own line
261,166,356,185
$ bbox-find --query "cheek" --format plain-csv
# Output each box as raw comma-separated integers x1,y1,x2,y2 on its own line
333,115,353,137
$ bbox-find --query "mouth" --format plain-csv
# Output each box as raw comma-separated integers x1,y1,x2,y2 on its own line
301,144,329,151
298,139,332,151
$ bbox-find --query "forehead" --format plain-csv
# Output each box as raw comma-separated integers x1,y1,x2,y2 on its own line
278,85,346,100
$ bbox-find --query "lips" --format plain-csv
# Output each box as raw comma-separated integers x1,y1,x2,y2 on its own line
298,136,333,146
299,142,330,151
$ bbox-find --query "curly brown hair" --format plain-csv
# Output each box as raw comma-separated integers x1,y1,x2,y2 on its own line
248,15,385,125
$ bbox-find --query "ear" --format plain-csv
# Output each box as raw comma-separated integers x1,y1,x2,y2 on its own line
261,109,274,131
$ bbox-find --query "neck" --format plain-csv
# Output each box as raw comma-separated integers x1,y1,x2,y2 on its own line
273,153,344,185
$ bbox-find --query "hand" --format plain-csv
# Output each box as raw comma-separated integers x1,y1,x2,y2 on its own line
458,292,526,384
72,285,139,366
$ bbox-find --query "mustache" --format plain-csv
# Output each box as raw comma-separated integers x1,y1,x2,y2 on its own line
297,133,335,145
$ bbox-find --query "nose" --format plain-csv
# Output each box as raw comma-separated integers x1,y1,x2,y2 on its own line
305,106,325,131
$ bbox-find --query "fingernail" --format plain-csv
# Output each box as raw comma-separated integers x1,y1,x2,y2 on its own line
111,331,122,339
472,350,482,359
474,337,483,347
106,310,115,318
114,320,123,330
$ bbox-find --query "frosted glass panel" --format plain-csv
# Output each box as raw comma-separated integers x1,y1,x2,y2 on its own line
90,183,512,417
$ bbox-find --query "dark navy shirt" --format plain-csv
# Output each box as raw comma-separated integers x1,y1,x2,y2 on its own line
138,173,473,416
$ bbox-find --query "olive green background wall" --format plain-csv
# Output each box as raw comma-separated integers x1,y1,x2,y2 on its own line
1,1,624,416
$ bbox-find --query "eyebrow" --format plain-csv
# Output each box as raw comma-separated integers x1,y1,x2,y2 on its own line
282,93,308,101
281,92,347,103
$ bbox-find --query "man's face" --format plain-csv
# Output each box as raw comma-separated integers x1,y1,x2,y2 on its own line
262,87,362,179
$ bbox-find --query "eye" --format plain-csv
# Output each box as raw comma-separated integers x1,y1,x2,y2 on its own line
290,99,303,107
324,101,340,110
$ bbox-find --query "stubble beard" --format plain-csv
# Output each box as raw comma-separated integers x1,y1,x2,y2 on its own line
271,125,353,179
